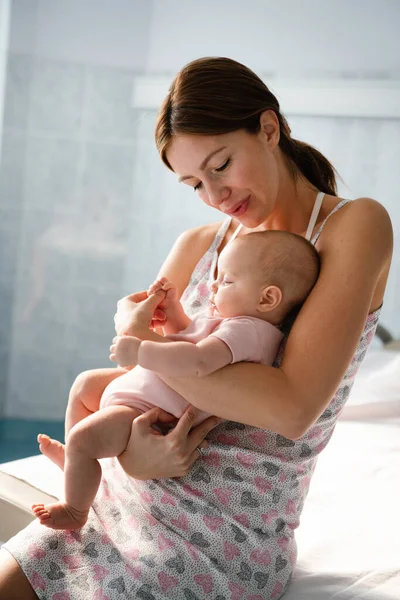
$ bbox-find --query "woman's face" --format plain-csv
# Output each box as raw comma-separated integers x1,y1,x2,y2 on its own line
166,113,281,228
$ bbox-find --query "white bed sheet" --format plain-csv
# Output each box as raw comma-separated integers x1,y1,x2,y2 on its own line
1,349,399,599
1,419,399,599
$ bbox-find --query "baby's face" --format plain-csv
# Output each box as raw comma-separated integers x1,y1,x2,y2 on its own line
209,243,266,319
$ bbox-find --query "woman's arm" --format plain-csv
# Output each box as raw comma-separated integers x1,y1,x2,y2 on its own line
157,199,393,440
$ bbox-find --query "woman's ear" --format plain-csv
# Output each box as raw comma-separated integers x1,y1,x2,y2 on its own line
259,110,280,148
258,285,282,313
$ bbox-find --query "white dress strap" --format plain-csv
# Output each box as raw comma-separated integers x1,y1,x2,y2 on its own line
229,223,243,244
305,191,325,241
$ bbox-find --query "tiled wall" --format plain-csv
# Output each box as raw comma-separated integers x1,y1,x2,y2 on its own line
0,53,399,419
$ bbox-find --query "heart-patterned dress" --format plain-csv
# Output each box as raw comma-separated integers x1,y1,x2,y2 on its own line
3,199,381,599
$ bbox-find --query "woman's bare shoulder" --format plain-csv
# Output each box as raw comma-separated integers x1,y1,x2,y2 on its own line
157,220,226,296
318,197,392,250
178,220,225,248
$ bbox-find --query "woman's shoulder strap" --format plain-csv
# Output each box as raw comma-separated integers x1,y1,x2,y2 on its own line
311,199,351,245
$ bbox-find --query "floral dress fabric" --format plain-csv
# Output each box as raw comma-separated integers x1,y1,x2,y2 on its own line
3,201,381,600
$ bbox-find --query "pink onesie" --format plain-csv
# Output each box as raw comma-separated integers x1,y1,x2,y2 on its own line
100,315,283,426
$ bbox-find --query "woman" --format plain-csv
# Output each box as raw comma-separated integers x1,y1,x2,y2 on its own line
0,57,392,599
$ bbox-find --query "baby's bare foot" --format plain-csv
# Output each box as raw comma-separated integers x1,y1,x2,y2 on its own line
32,502,89,530
38,434,65,470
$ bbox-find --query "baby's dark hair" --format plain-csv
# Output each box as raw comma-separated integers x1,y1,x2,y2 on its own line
234,230,320,320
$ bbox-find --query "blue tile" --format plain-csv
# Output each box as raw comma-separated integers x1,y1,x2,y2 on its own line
0,419,64,462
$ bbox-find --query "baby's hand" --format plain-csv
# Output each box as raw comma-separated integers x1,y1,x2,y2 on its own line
110,335,141,368
147,277,179,321
148,277,178,301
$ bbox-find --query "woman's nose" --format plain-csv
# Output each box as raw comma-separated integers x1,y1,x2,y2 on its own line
207,183,230,208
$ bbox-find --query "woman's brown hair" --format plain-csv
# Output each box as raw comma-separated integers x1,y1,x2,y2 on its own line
155,57,337,196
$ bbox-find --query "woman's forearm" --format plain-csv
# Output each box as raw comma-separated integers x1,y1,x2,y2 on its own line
158,363,306,440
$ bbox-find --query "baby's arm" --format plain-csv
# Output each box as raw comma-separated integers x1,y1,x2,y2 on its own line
112,335,233,378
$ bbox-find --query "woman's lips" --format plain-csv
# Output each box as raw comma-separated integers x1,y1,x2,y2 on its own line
227,196,249,217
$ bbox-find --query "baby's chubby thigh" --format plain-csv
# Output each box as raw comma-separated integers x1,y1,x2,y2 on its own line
68,405,141,460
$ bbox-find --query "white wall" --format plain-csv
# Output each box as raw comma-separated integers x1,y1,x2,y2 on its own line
145,0,400,76
1,0,399,419
0,0,10,164
9,0,152,68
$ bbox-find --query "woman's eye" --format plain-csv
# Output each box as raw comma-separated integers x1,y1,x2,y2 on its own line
193,158,230,191
215,158,231,172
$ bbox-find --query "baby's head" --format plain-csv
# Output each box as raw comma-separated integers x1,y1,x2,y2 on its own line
209,230,320,325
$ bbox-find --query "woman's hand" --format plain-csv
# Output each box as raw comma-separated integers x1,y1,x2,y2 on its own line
114,291,166,336
118,405,222,480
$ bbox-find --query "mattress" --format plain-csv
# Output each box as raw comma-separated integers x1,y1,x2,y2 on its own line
1,349,399,599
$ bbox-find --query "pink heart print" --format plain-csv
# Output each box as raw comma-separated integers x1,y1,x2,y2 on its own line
254,477,271,494
62,555,82,571
160,492,176,506
228,581,246,600
28,544,46,560
236,452,256,468
127,515,139,529
144,513,158,526
202,450,221,466
233,513,249,528
170,513,189,531
65,531,81,544
52,593,70,600
183,484,203,497
125,563,141,580
307,426,323,439
250,547,272,566
93,564,110,581
285,499,297,515
30,571,46,591
213,488,233,505
158,533,175,551
158,571,178,592
261,509,278,525
216,433,239,445
248,430,267,447
184,540,199,560
197,282,210,297
271,582,284,599
194,573,213,593
139,491,153,504
203,515,224,532
277,537,290,551
125,549,140,561
224,541,241,561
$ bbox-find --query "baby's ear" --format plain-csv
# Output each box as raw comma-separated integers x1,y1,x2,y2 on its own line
258,285,282,313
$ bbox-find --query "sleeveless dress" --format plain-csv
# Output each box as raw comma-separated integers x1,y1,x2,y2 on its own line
3,196,381,600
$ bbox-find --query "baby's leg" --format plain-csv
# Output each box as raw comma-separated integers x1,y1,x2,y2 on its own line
32,405,139,530
39,367,126,469
65,367,128,435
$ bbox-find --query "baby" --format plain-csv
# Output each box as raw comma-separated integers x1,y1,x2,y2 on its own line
32,229,320,530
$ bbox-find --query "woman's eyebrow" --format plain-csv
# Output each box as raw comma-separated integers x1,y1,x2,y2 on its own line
178,146,227,182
